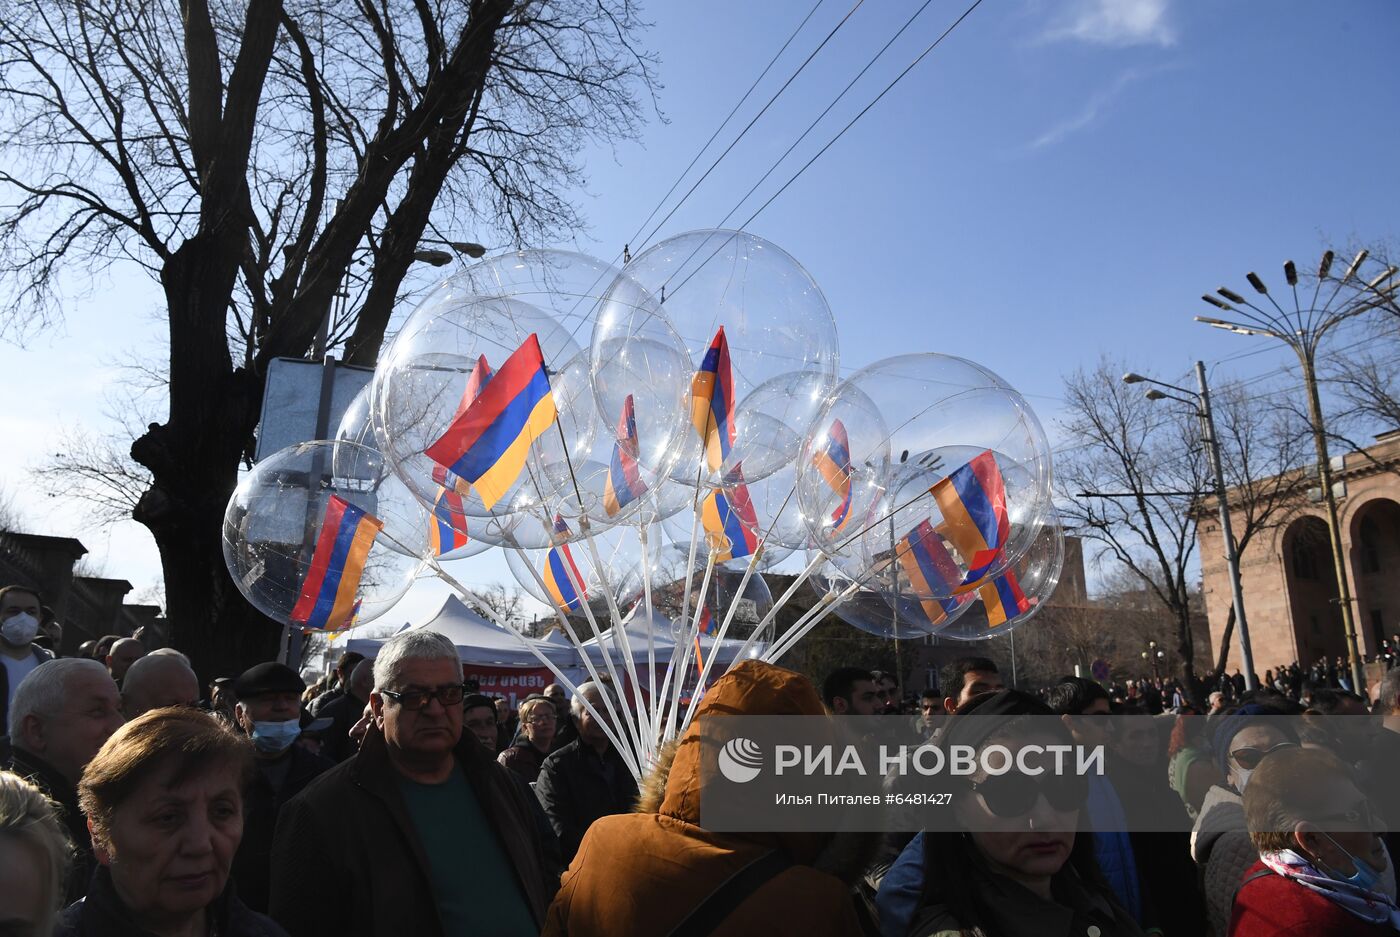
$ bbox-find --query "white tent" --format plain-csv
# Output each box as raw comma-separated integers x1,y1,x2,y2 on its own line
345,595,575,668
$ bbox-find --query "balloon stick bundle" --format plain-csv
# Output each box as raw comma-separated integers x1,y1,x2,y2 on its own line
223,231,1063,779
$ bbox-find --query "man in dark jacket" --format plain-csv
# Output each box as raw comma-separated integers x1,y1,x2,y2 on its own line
269,630,558,937
314,658,374,763
229,662,333,914
6,657,124,901
535,680,638,863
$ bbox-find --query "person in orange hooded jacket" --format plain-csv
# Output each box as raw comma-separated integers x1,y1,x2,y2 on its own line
541,659,875,937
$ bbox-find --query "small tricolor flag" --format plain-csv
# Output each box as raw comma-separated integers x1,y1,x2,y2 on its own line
930,450,1010,593
542,515,588,612
603,395,648,517
290,495,384,631
895,519,969,626
701,476,758,562
429,486,469,557
698,605,717,635
812,419,853,532
979,571,1032,627
690,326,735,473
424,335,556,509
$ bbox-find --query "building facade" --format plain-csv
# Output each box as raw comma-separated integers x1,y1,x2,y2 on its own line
1200,431,1400,676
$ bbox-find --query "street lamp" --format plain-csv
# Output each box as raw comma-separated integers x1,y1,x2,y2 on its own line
1141,639,1164,680
1192,251,1400,695
1122,365,1258,691
411,239,489,266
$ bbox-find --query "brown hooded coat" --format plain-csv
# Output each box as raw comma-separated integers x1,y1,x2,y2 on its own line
541,660,870,937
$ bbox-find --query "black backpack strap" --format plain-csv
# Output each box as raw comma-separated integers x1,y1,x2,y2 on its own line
667,849,793,937
1239,868,1275,890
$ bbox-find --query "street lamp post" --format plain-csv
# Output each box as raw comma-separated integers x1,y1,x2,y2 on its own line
1141,640,1164,680
1122,366,1258,692
1193,251,1400,695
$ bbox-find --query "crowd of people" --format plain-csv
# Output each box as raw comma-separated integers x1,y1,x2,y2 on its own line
2,580,1399,936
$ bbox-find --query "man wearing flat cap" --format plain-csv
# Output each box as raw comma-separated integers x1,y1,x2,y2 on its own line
230,661,334,913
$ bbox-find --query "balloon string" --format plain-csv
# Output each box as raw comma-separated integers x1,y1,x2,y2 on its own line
763,581,862,664
550,416,653,761
508,530,645,776
681,542,762,730
666,547,717,745
423,555,642,780
638,523,659,741
653,468,706,746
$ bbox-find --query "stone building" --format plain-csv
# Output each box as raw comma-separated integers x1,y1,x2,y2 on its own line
1200,430,1400,676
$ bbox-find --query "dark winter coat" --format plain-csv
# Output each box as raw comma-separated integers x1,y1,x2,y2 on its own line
8,744,93,902
55,866,286,937
534,737,638,863
231,743,333,913
268,723,558,937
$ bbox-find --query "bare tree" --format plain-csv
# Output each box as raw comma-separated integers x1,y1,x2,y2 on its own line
1058,359,1210,703
0,0,656,675
463,582,528,629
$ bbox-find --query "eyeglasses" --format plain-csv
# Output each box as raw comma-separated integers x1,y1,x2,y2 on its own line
526,712,557,724
970,772,1088,818
380,684,467,711
1229,741,1298,770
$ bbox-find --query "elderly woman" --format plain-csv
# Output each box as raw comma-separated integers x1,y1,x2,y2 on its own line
55,707,287,937
499,695,557,783
878,690,1144,937
0,770,71,937
1232,745,1398,936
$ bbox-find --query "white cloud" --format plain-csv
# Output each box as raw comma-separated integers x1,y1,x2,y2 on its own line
1026,65,1173,150
1041,0,1177,48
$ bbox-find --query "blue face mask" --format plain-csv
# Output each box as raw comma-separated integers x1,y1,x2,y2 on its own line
1322,833,1384,892
250,718,302,754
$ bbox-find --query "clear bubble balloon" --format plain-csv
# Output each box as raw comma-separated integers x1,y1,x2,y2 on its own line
817,354,1052,598
650,544,774,642
796,380,891,552
659,476,778,572
222,441,427,630
334,384,378,452
618,230,839,486
591,273,692,484
446,249,622,335
373,296,596,543
935,510,1064,642
812,555,974,640
505,517,661,618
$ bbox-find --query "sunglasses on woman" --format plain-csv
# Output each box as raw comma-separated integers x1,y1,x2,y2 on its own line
969,772,1089,818
1229,740,1298,770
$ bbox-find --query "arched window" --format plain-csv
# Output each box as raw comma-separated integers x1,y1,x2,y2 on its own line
1360,515,1382,574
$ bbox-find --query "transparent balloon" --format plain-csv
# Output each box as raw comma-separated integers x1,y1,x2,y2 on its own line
818,354,1053,597
222,441,427,630
618,230,839,486
934,510,1063,642
373,296,596,543
446,249,623,335
659,476,782,572
811,556,975,640
505,518,663,617
591,273,692,484
796,380,892,553
651,543,774,644
334,384,378,452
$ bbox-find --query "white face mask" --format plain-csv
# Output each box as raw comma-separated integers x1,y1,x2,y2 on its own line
1231,766,1252,794
1,611,39,647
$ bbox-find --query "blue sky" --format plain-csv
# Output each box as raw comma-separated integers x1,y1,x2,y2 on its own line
2,0,1397,625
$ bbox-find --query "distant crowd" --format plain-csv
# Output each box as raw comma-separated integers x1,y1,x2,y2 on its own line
3,580,1399,936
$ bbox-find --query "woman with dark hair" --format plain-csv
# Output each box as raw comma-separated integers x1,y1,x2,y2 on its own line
55,707,286,937
877,690,1143,937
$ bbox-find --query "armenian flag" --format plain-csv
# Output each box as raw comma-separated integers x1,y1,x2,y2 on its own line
690,326,735,473
428,485,469,557
896,519,967,626
701,478,758,562
290,495,384,631
424,334,556,509
812,419,853,532
542,515,587,612
603,395,648,517
930,450,1010,592
979,571,1032,627
698,605,717,634
429,355,494,499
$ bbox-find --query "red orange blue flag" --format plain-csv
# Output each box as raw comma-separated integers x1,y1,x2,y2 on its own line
290,495,384,631
812,419,853,532
896,519,971,626
689,326,735,473
979,570,1032,627
603,394,648,517
542,514,587,612
701,476,758,562
430,355,495,498
930,450,1010,593
424,335,556,509
429,486,469,557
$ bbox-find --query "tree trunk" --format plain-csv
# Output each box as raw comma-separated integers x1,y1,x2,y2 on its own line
1214,603,1237,683
1176,603,1205,710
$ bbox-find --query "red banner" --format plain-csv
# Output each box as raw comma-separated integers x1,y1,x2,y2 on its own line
462,664,554,706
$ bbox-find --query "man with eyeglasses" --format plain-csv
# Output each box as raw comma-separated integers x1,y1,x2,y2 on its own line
270,630,557,937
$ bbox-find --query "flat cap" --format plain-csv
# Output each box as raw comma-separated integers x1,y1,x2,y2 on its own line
234,662,305,699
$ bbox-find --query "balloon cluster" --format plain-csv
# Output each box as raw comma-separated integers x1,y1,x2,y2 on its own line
223,229,1061,699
